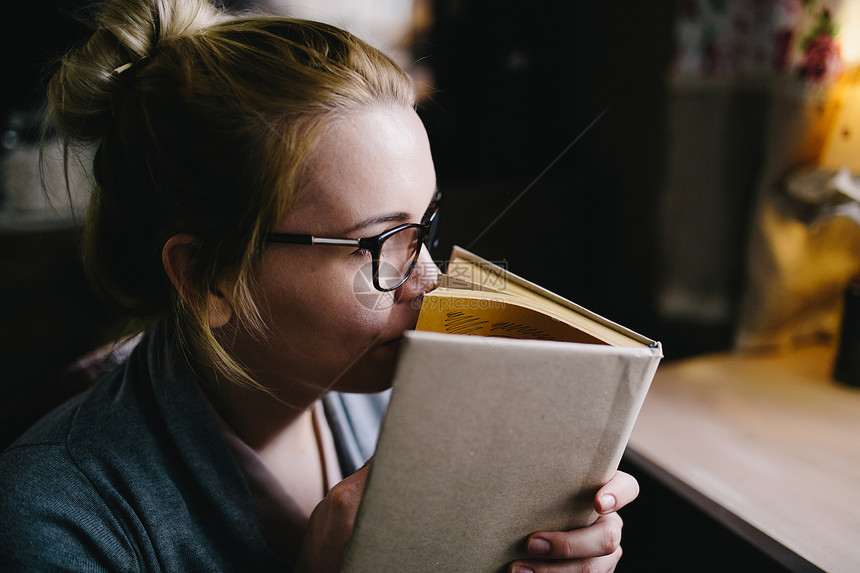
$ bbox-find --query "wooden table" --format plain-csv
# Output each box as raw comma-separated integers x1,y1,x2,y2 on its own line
627,344,860,573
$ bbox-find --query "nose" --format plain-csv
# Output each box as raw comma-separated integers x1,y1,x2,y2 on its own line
395,244,439,302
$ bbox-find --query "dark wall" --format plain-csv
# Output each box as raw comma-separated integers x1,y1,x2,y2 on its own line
419,1,675,344
3,0,677,348
0,0,682,443
0,3,786,568
1,1,86,112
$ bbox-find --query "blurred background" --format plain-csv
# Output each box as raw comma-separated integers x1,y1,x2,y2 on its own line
3,1,860,570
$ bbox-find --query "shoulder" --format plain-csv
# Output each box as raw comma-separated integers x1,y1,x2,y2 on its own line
0,338,161,571
0,326,270,571
0,437,140,571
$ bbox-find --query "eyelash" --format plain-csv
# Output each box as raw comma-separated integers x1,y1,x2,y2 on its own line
350,244,394,260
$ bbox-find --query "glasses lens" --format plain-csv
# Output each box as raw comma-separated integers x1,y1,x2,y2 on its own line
426,209,440,254
377,226,421,291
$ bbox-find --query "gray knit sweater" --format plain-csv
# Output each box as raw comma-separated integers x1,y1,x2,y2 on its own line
0,323,388,571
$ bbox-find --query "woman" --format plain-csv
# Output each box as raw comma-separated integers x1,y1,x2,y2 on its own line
0,0,638,571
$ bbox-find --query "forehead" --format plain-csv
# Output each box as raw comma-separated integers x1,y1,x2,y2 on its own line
281,106,436,234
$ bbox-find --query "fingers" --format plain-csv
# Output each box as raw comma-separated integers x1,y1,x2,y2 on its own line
356,455,373,473
595,471,639,514
505,471,636,573
509,546,622,573
296,463,372,573
323,461,370,515
523,513,623,561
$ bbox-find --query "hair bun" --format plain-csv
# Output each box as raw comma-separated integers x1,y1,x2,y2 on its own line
47,0,226,142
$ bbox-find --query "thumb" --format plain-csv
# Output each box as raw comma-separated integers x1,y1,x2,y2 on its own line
344,457,372,490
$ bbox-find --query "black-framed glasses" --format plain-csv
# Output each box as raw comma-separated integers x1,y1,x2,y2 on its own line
264,198,440,292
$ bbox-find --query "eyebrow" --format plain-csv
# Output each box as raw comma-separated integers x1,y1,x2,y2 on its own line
343,211,412,235
341,188,441,235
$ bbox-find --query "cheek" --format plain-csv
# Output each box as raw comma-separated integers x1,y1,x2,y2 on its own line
322,265,394,337
259,254,392,341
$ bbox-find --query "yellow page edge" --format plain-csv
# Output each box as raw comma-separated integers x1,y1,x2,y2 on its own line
447,246,659,349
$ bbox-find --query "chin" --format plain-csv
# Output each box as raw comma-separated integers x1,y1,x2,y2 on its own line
329,345,401,394
332,375,395,394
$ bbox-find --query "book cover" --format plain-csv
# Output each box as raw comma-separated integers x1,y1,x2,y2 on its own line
341,248,662,572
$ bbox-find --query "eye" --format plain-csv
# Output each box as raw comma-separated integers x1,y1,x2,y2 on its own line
350,248,372,259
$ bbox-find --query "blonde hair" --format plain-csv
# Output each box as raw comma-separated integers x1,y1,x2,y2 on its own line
46,0,415,387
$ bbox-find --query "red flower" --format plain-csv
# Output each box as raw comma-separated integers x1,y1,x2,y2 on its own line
799,34,842,81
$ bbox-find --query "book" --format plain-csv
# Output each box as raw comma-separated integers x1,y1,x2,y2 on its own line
341,246,663,572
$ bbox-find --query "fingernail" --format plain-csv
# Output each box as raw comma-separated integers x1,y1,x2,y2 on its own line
527,537,550,555
599,494,616,513
511,566,534,573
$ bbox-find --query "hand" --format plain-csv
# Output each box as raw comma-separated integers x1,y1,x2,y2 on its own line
294,461,370,573
508,471,640,573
